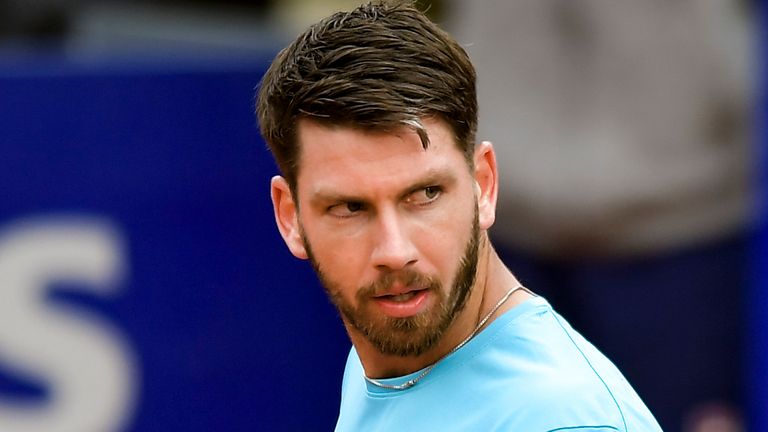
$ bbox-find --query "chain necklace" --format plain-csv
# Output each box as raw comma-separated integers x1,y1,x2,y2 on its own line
364,285,526,391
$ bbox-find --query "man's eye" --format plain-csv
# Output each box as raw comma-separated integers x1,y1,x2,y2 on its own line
408,186,442,205
328,201,364,217
424,186,440,200
346,202,364,212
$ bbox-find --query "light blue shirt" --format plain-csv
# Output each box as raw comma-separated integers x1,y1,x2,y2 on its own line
336,297,662,431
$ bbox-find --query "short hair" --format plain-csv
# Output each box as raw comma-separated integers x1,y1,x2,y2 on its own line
256,1,478,189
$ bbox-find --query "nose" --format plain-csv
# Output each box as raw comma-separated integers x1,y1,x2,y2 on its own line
370,207,418,271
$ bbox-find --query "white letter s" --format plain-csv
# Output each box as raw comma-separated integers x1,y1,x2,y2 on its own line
0,217,139,432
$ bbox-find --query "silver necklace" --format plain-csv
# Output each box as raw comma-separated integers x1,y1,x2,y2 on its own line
364,285,526,390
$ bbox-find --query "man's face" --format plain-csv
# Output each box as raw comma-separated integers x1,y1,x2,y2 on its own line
289,118,481,357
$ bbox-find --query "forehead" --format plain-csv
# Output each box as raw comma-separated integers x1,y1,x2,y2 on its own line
294,118,468,196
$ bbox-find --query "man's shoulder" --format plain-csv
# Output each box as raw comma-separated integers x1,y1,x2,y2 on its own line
470,300,661,430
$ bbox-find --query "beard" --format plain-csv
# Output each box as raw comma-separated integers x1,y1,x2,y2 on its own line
303,210,480,357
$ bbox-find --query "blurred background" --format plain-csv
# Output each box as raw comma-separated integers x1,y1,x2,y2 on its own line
0,0,760,431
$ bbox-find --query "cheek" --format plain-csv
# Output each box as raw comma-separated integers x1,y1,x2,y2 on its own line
411,204,476,274
303,223,369,289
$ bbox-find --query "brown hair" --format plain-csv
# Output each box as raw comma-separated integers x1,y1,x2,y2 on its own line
256,1,477,188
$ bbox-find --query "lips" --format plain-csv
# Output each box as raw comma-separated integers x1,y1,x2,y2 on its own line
384,291,421,302
373,284,423,298
372,288,430,318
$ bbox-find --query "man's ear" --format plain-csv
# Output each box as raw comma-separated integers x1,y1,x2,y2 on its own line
473,141,499,230
270,176,308,260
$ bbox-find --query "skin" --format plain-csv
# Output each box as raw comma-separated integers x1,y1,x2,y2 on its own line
271,117,531,378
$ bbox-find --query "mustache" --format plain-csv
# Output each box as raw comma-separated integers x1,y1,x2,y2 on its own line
358,270,441,298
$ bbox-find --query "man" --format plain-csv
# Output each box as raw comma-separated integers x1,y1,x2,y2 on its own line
256,1,661,430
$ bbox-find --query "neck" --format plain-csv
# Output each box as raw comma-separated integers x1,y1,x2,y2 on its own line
349,235,531,379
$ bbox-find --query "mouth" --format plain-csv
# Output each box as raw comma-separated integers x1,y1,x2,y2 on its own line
380,291,422,302
372,288,430,318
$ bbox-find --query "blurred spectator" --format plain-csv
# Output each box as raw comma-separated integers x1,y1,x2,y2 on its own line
447,1,752,431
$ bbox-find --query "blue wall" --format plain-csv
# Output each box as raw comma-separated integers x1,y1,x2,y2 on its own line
0,56,349,431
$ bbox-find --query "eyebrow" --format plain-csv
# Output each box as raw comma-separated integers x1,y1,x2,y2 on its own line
309,167,459,206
